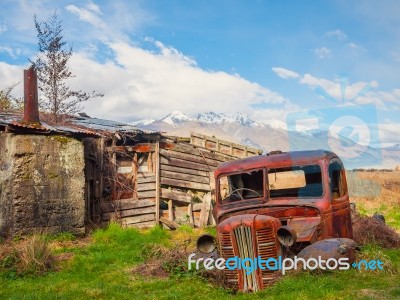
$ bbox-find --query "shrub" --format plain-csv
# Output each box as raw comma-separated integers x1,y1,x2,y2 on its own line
17,234,54,276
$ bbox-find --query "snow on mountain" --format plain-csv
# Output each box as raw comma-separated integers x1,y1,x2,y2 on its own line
130,118,157,126
160,110,192,125
193,112,259,127
133,110,289,129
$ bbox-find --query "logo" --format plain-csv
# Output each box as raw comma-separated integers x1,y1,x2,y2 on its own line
286,74,381,169
188,254,384,275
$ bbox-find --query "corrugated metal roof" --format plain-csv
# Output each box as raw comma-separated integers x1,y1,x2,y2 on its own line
0,111,159,137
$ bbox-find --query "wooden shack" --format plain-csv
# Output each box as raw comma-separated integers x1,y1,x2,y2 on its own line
99,132,262,228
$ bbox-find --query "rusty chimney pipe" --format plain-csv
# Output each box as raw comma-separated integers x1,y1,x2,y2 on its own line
23,66,40,124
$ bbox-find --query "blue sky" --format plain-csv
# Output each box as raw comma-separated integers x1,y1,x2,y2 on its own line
0,0,399,145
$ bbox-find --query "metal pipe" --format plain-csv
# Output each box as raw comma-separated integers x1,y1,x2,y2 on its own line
23,66,40,124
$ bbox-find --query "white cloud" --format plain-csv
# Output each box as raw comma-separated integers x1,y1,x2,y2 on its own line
65,3,106,29
60,40,289,122
313,47,331,59
272,67,300,79
323,29,347,40
0,62,24,93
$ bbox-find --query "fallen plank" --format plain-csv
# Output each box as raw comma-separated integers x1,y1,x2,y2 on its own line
160,217,180,230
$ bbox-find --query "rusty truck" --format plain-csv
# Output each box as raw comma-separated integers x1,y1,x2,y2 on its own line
197,150,357,292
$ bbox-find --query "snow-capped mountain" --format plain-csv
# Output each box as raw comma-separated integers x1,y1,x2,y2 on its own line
130,110,399,169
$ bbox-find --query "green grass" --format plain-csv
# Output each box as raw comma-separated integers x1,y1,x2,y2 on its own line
1,223,399,300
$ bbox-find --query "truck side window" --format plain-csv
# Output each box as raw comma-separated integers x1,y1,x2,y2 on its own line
329,161,345,199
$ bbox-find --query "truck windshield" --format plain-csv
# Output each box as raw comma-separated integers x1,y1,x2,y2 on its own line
219,169,264,205
268,165,323,198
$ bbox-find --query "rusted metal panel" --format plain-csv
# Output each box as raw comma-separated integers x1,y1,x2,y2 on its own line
298,238,357,264
23,67,40,124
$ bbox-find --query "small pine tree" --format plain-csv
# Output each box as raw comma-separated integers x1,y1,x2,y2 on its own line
30,11,103,123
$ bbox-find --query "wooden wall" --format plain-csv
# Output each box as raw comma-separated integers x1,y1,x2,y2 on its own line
96,133,262,229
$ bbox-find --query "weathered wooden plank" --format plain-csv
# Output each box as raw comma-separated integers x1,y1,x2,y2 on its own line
122,213,156,225
160,188,192,205
126,220,155,228
160,164,209,177
188,203,194,224
168,200,173,221
199,193,212,227
160,170,209,184
138,190,156,198
192,203,203,211
160,217,180,230
160,148,220,167
161,140,240,161
160,156,211,172
101,198,155,213
161,177,211,191
102,205,155,221
161,141,238,162
137,182,156,192
190,132,262,155
155,141,161,225
137,175,156,183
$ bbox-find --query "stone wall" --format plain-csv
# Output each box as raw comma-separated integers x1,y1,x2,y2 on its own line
0,133,86,237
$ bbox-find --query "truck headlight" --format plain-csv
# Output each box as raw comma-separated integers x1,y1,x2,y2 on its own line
277,225,297,247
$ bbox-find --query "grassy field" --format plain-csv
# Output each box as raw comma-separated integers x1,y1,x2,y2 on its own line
1,170,399,299
347,170,400,231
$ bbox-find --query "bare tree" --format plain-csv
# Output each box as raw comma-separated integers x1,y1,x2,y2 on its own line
30,11,103,123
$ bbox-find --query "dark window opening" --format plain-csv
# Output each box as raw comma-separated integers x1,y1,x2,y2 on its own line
219,169,264,204
268,165,323,198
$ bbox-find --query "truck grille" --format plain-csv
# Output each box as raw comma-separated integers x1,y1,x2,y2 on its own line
256,228,279,287
218,216,280,292
219,232,238,289
233,226,259,292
